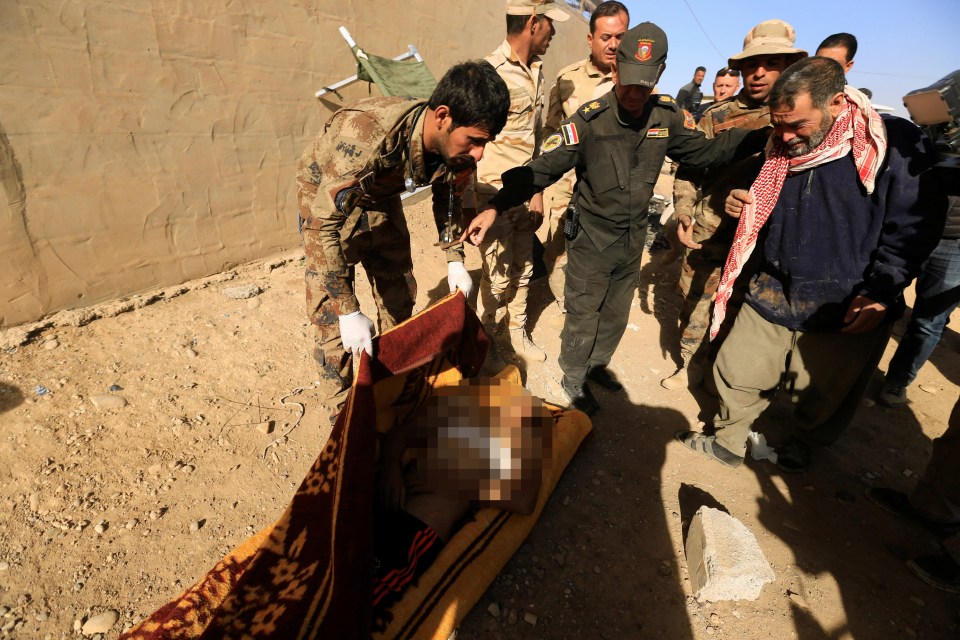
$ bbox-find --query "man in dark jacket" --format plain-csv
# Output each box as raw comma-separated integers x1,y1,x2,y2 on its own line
677,57,945,471
461,23,768,415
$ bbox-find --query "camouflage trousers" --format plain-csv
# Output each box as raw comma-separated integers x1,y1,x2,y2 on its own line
302,197,416,413
676,233,743,367
477,204,538,330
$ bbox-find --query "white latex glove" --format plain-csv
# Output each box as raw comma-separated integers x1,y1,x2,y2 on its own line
447,261,473,298
338,310,374,357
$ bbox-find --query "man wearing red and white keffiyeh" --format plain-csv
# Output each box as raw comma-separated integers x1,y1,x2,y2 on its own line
707,82,886,340
676,57,946,472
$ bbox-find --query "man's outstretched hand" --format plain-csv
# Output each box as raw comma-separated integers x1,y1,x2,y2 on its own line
460,207,497,245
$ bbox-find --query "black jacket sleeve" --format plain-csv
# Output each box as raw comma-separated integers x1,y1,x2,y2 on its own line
666,108,769,171
489,115,584,212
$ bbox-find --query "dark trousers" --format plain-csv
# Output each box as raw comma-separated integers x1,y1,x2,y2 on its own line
886,237,960,387
558,229,642,386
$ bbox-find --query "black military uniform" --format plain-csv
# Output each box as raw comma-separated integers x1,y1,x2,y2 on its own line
487,22,768,414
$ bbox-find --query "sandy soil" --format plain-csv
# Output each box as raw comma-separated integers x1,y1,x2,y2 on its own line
1,196,958,639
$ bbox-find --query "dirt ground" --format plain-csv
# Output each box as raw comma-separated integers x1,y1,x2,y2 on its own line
1,195,958,640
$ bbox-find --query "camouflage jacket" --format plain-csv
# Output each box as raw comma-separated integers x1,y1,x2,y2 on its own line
297,97,468,315
672,92,770,243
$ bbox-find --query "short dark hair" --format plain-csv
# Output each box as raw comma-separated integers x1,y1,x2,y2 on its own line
695,66,707,74
715,67,739,78
429,60,510,137
507,13,536,35
589,1,629,33
768,57,846,112
816,32,858,62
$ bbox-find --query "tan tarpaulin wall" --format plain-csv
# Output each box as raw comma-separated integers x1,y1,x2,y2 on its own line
0,1,587,327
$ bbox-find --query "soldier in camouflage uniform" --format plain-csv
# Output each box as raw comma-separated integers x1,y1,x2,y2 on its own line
469,0,568,363
298,61,509,417
541,1,629,306
462,23,770,415
661,20,806,391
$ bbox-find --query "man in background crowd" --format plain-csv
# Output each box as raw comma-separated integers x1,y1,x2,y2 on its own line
816,32,857,75
677,65,706,112
711,67,740,103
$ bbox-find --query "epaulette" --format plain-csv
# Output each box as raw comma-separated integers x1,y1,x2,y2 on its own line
656,94,678,111
578,97,608,120
557,59,585,79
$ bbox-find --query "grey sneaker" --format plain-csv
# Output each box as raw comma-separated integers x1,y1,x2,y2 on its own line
878,382,908,407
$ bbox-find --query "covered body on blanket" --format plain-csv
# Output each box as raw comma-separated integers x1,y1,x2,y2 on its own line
121,292,591,640
372,374,553,628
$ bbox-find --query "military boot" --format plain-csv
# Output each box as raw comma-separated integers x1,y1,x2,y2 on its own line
660,359,704,391
507,327,546,363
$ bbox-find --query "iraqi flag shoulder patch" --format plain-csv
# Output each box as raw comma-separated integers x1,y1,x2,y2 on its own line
561,122,580,146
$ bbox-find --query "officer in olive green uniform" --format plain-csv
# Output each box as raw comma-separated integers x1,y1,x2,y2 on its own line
541,1,630,306
298,61,509,418
468,22,769,414
662,19,806,391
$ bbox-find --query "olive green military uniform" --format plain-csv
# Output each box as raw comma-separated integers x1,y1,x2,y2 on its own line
541,57,615,303
489,91,766,388
297,97,466,411
469,41,546,335
671,93,770,367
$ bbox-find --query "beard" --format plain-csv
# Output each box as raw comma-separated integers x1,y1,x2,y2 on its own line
784,113,835,158
436,125,478,173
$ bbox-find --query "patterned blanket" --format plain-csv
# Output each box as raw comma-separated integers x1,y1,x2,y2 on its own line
122,292,590,639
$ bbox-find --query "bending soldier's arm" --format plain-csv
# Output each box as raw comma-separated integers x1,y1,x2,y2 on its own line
431,175,468,262
300,112,383,316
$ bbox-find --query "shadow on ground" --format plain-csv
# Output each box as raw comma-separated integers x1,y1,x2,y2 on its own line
457,398,696,639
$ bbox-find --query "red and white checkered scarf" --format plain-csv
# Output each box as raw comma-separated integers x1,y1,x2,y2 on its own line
709,87,887,340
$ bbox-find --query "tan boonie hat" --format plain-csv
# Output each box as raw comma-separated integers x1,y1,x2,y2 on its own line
728,19,807,70
615,22,668,88
506,0,570,22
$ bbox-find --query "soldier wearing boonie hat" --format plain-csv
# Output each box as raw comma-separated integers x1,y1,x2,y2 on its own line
461,22,771,415
728,19,806,69
663,20,805,392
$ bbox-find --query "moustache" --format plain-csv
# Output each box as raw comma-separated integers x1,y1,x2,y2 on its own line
445,154,477,172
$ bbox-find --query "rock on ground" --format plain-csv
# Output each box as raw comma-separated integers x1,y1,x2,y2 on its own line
685,506,775,602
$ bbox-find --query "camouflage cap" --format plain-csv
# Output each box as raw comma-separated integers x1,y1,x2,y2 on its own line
506,0,570,22
615,22,667,88
728,19,807,70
